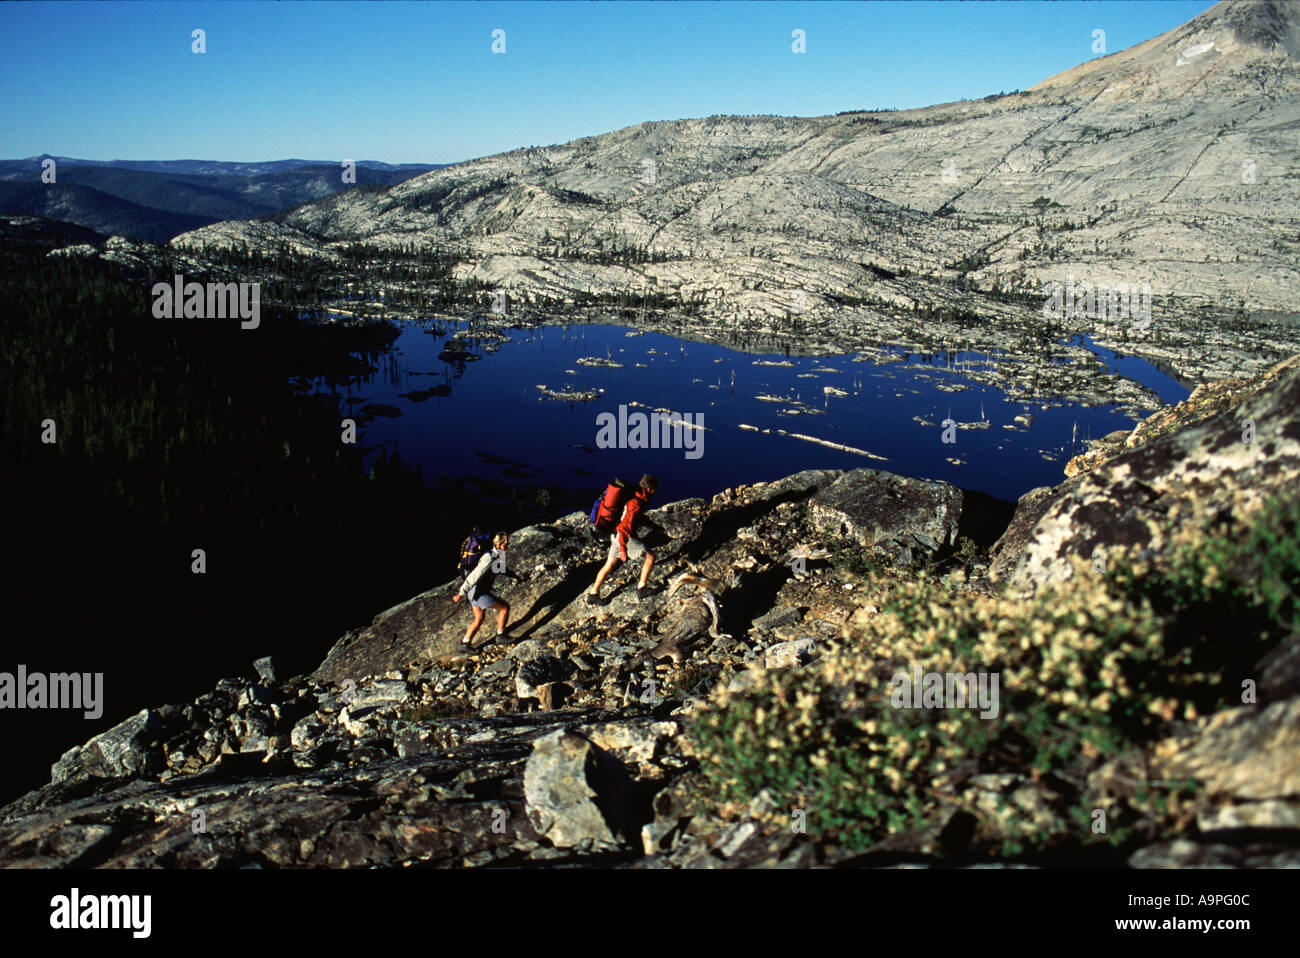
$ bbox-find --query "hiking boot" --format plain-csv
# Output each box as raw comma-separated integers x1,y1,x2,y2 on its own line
634,585,655,603
585,591,604,607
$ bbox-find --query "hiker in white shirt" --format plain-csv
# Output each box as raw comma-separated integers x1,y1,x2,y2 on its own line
454,532,511,647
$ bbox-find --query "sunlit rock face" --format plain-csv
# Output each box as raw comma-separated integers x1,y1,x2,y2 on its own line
173,1,1300,387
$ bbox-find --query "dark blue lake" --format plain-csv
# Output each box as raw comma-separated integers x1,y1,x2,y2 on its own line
301,318,1190,505
1070,334,1194,406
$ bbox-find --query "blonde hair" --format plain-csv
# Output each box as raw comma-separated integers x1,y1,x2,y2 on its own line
493,532,509,548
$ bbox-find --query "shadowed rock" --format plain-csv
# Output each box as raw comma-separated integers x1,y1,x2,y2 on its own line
808,469,963,566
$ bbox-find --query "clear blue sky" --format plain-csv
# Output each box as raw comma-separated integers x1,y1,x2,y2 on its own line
0,1,1217,165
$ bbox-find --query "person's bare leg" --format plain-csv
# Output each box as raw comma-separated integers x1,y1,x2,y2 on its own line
638,551,656,589
464,606,485,643
592,555,620,595
495,600,510,632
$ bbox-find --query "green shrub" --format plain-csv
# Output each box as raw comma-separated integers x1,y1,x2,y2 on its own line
686,491,1299,856
826,538,892,578
1111,493,1300,637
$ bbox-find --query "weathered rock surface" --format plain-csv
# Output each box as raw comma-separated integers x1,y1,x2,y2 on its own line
51,709,162,785
1148,698,1300,802
808,469,962,565
312,466,964,691
1129,839,1300,868
523,730,638,850
990,359,1300,588
764,638,818,670
1064,353,1300,478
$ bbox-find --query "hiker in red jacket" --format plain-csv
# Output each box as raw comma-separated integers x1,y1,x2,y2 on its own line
588,474,658,605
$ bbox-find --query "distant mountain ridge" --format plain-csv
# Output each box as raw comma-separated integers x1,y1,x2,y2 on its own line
0,158,447,242
5,157,445,177
0,181,211,244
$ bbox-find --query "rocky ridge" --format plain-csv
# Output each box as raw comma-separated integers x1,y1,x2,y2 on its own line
1,467,985,867
4,354,1299,867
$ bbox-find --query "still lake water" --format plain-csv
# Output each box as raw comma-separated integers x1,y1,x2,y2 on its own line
303,318,1191,506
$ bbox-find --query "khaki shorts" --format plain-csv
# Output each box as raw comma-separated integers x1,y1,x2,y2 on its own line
608,534,647,563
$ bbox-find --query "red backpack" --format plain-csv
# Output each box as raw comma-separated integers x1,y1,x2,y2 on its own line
589,479,632,534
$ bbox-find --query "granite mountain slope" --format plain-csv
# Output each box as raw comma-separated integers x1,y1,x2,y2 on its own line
173,0,1300,386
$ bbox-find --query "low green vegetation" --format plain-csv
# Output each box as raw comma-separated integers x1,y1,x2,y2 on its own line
826,538,893,578
687,490,1299,858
